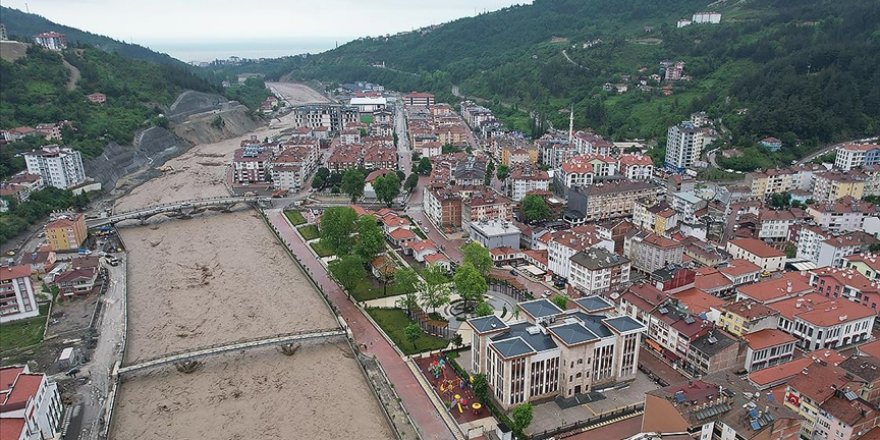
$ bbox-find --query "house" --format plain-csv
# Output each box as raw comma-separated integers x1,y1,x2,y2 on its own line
423,253,451,272
735,272,813,304
52,267,99,296
682,329,743,377
617,154,654,180
33,31,66,50
546,225,614,279
742,329,797,372
725,238,786,273
363,169,396,199
809,267,880,311
507,165,550,202
466,297,645,410
838,355,880,405
568,247,631,297
370,255,396,280
0,365,64,440
806,196,874,233
86,92,106,104
759,137,783,152
19,246,56,275
388,227,417,247
642,377,802,440
44,213,87,252
847,254,880,280
490,247,523,265
0,265,39,323
402,239,439,263
783,362,866,439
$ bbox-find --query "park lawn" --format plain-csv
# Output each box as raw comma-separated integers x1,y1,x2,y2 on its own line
298,224,320,241
310,240,334,257
366,308,449,355
284,210,307,226
0,304,49,353
350,276,418,302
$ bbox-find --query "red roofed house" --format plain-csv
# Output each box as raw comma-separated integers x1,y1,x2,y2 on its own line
52,267,99,297
423,253,451,272
0,365,63,440
86,92,106,104
848,253,880,281
735,271,813,304
388,227,417,247
0,265,39,323
770,293,875,351
809,266,880,311
726,238,786,273
743,329,797,372
402,239,439,262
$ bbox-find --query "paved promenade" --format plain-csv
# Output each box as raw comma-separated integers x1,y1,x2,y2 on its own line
267,209,455,440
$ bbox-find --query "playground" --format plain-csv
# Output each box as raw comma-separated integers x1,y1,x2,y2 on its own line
414,353,486,424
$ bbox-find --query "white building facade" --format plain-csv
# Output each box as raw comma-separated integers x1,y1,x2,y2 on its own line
23,146,85,189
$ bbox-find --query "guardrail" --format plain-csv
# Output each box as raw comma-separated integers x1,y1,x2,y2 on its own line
117,328,345,375
87,196,270,227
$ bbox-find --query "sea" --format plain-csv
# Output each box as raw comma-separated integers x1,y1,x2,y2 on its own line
148,38,346,63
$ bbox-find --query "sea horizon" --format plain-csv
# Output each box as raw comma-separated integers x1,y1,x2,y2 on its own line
147,37,350,63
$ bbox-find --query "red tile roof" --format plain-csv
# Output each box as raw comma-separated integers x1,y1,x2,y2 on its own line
769,293,875,327
0,419,25,438
729,238,785,259
719,259,761,277
0,265,31,281
736,272,812,303
786,362,851,404
858,339,880,360
424,253,449,265
673,288,724,315
744,329,796,351
404,239,438,253
0,372,43,412
722,299,778,321
389,228,416,241
749,357,813,388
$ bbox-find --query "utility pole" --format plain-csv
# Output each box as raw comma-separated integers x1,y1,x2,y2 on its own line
568,104,574,144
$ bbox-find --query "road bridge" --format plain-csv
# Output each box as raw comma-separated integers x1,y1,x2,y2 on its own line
116,328,346,376
87,196,271,228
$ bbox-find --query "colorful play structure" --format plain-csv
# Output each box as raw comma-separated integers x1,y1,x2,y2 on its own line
428,354,483,417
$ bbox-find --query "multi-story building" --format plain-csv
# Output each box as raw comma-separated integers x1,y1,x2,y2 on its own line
771,293,874,350
756,209,800,243
783,361,864,439
719,300,780,337
670,191,706,224
23,146,85,189
664,121,704,171
232,146,272,183
507,165,550,202
0,365,64,439
0,265,38,323
463,189,513,226
746,166,818,199
403,92,435,106
643,377,802,440
624,230,684,273
847,253,880,281
742,328,796,372
271,140,320,191
617,154,654,180
44,213,87,252
568,248,631,297
692,11,722,23
725,238,786,273
423,187,463,229
835,143,880,171
682,330,742,377
735,272,814,305
546,225,614,280
565,180,659,224
806,196,875,233
468,220,522,250
292,104,359,131
810,266,880,311
812,171,865,204
632,201,677,236
467,297,645,410
32,31,66,50
555,154,619,195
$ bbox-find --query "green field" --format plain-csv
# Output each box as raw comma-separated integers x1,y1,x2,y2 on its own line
310,240,334,257
350,275,418,302
284,210,307,226
298,224,320,241
366,307,449,355
0,304,49,353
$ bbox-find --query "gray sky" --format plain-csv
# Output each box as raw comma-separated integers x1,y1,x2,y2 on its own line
7,0,527,59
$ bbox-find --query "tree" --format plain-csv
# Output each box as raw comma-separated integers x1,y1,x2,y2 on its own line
768,192,791,209
355,215,385,260
312,174,325,189
396,290,420,315
475,301,494,317
404,324,423,350
328,254,366,292
312,167,330,189
394,267,420,297
462,242,492,275
319,207,358,255
496,164,510,181
404,173,419,193
521,194,551,222
472,373,489,403
454,262,488,312
511,403,534,436
452,333,463,349
374,172,401,207
420,264,451,313
341,168,366,202
551,295,568,310
417,157,433,175
485,161,496,185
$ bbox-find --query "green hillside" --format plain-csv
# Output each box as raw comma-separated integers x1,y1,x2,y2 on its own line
1,6,186,67
216,0,880,163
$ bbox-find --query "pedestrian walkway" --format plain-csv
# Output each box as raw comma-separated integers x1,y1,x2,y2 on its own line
267,209,456,440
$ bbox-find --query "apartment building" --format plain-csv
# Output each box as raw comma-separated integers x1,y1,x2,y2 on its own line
624,230,684,273
33,31,66,50
771,293,874,350
617,154,654,180
756,209,801,243
746,166,817,199
24,146,85,189
719,300,780,337
467,297,645,410
546,225,614,279
568,247,631,297
670,191,706,224
44,213,87,252
555,154,619,195
783,362,868,439
632,200,677,236
403,92,435,106
292,104,359,131
812,171,865,204
735,272,814,305
664,121,704,171
806,196,875,233
565,180,659,224
469,220,522,250
463,189,513,227
232,146,272,183
0,365,64,439
423,187,463,229
0,265,38,323
847,254,880,281
835,143,880,171
507,165,550,202
810,267,880,311
725,238,786,273
742,329,797,372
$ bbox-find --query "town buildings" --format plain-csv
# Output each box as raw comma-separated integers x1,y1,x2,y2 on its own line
812,171,865,204
624,230,684,273
772,293,874,350
44,213,87,252
292,104,359,131
0,265,39,323
568,248,631,297
468,219,522,250
423,187,463,229
403,92,435,106
546,225,614,279
23,146,86,189
664,121,705,171
86,92,106,104
0,365,64,439
467,297,645,410
507,165,550,202
232,146,272,183
32,31,66,50
742,328,797,372
565,180,659,224
806,196,874,233
835,143,880,171
725,238,786,273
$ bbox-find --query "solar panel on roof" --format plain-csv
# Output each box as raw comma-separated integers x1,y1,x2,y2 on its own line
659,307,669,314
684,316,695,324
845,391,859,401
750,420,762,431
748,408,759,418
767,393,776,403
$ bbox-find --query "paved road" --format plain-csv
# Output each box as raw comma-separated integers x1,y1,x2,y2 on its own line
395,100,413,174
267,210,455,440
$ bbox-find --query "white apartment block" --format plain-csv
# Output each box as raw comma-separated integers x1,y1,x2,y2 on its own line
569,248,631,296
0,265,39,323
546,227,614,280
507,165,550,202
834,143,880,171
0,365,64,440
774,296,874,351
467,297,645,410
725,238,786,273
664,121,704,171
23,146,85,189
692,12,721,23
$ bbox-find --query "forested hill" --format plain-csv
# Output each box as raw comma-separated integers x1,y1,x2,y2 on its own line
219,0,879,162
1,6,185,67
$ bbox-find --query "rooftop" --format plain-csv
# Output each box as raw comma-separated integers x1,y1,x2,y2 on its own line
743,329,796,351
569,247,629,271
574,296,615,313
728,238,785,259
723,299,778,321
736,272,812,303
467,315,508,334
519,298,564,319
490,337,537,359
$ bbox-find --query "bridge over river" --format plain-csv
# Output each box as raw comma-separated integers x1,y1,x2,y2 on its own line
87,196,271,228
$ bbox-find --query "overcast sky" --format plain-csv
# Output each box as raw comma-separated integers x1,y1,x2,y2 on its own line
6,0,528,59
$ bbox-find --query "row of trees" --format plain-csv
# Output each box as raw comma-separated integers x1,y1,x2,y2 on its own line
0,187,89,244
312,167,417,205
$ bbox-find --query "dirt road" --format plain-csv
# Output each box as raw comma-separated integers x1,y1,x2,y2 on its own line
267,81,332,106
